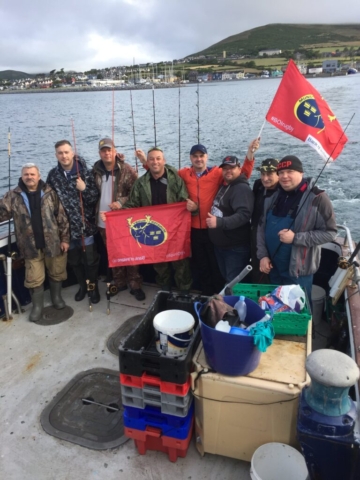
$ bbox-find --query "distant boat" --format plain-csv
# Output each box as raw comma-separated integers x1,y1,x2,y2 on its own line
347,68,358,75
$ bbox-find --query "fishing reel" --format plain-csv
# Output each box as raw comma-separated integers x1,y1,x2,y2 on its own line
86,279,95,291
338,256,350,269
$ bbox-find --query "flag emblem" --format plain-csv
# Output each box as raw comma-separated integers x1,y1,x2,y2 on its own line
294,95,324,130
127,215,167,247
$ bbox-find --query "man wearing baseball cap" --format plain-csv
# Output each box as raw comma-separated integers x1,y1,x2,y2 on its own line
178,139,259,294
257,155,337,303
251,158,279,283
93,138,145,301
206,155,254,283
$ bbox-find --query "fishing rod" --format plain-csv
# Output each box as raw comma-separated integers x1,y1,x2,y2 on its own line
6,128,13,318
178,85,181,169
71,118,94,312
129,89,138,173
152,85,157,146
268,113,355,266
196,83,200,144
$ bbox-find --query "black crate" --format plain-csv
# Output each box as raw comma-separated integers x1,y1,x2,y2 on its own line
119,291,208,384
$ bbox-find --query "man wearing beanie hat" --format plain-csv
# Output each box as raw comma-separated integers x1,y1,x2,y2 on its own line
257,155,337,303
251,158,279,283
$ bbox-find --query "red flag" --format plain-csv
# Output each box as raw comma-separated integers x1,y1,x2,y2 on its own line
105,202,191,267
266,59,348,161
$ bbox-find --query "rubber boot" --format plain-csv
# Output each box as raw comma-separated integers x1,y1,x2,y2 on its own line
49,280,66,310
72,266,87,301
29,285,44,322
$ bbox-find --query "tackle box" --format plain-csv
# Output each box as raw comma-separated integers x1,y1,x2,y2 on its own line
232,283,311,336
119,292,207,383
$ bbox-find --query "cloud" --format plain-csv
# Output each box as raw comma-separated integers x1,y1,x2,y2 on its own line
0,0,359,73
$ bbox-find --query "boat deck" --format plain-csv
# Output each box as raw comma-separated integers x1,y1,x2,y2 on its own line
0,281,252,480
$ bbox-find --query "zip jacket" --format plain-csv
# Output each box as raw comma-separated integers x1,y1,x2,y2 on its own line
124,164,188,208
0,182,69,259
257,177,337,277
47,156,99,240
178,157,254,229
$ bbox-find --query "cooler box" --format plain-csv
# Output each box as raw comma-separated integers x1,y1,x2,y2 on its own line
191,324,312,462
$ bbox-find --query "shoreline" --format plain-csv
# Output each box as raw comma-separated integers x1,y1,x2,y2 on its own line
0,72,352,95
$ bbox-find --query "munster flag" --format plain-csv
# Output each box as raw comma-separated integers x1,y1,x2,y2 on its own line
105,202,191,267
266,59,347,161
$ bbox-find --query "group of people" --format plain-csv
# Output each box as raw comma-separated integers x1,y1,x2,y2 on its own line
0,136,337,322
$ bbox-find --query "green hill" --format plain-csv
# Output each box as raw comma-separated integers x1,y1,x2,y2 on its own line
190,24,360,56
0,70,37,81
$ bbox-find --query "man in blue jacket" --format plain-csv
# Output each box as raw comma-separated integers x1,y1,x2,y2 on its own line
257,155,337,304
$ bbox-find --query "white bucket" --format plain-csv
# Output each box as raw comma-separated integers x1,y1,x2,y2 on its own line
311,285,326,326
250,442,308,480
153,309,195,357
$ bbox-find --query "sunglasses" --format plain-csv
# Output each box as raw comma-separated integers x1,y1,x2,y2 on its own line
147,147,163,153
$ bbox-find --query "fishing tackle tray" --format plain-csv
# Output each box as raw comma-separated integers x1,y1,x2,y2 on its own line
232,283,311,336
119,291,207,384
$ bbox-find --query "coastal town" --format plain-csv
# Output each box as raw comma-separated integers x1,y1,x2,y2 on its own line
1,47,359,92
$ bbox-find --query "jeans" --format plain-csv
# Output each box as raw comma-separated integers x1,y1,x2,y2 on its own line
214,245,251,284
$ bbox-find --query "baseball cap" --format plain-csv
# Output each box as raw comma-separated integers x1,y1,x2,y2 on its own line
98,138,115,150
256,158,279,172
219,156,240,168
277,155,303,173
190,144,207,155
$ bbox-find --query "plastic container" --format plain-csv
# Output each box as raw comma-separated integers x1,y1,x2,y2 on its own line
250,442,308,480
311,285,326,326
232,284,311,336
195,296,265,376
153,309,195,357
119,292,207,384
192,329,311,462
234,295,247,323
119,372,191,396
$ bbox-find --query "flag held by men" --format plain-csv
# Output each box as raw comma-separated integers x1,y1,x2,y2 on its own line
106,202,191,267
266,59,348,161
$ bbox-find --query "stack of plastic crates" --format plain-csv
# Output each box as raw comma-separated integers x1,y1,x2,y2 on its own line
119,291,206,462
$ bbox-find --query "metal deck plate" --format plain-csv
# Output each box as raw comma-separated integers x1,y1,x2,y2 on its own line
35,306,74,325
106,315,143,356
40,368,128,450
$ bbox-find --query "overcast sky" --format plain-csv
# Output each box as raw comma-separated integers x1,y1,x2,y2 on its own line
1,0,359,73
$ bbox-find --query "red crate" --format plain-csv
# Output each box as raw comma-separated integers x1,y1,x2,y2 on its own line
120,372,191,396
125,418,194,462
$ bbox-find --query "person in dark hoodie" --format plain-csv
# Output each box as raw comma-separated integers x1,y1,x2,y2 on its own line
206,156,254,283
47,140,101,304
0,163,69,322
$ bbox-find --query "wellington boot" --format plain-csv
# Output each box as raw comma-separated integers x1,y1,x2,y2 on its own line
90,282,100,304
49,280,66,310
75,283,87,302
29,285,44,322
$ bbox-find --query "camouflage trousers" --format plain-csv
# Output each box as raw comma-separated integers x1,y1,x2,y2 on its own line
153,258,192,292
25,249,67,288
99,227,143,290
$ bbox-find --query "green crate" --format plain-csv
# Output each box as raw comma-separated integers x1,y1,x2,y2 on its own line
232,283,311,336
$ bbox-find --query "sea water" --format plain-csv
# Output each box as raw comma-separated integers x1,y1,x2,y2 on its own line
0,75,359,239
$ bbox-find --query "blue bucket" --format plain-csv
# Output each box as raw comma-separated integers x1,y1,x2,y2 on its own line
194,296,264,376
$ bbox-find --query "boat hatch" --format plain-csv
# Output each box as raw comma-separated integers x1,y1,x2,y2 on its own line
40,368,128,449
107,314,143,356
34,305,74,325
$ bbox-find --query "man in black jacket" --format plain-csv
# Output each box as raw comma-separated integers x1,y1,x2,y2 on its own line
206,156,254,283
47,140,101,303
251,158,279,283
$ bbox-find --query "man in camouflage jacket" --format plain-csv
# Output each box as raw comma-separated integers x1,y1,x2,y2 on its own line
0,163,70,321
47,140,100,304
92,137,145,301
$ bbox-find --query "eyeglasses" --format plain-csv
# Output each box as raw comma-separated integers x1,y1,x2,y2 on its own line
147,147,163,153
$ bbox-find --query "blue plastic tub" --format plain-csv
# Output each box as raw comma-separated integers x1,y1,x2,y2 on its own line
194,296,265,376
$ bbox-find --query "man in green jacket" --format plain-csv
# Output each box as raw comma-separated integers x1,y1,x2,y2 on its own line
124,147,195,293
